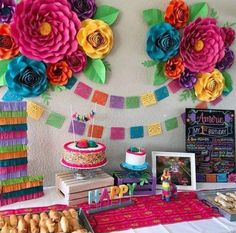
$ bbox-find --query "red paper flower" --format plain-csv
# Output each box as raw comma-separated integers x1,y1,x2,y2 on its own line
0,23,19,59
164,56,185,79
46,61,73,86
165,0,189,29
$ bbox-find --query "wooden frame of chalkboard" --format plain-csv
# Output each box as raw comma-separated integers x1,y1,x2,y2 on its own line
185,108,235,183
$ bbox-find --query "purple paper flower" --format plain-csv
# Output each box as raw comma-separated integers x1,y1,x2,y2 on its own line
68,0,96,20
10,0,81,63
180,17,225,73
216,48,235,71
0,0,16,23
179,69,197,89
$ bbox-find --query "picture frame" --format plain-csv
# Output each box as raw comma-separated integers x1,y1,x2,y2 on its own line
152,151,196,191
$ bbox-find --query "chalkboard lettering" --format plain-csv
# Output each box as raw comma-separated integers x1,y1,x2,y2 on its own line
186,109,235,183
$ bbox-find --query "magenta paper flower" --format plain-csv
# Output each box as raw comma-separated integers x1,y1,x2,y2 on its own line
10,0,81,63
180,17,225,73
65,49,87,73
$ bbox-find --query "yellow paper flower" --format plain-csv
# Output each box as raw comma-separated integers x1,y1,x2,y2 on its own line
194,69,225,102
77,19,113,59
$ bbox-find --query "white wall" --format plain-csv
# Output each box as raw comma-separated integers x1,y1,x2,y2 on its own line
1,0,236,186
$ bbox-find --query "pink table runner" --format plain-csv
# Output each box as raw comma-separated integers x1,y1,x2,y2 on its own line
0,192,221,233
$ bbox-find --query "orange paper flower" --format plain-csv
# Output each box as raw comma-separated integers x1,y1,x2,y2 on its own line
164,56,184,79
165,0,189,29
46,61,72,86
0,23,19,59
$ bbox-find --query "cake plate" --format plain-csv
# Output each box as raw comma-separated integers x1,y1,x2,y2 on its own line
61,158,108,180
120,162,149,178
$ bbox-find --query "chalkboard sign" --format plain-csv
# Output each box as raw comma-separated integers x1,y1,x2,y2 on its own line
186,108,235,182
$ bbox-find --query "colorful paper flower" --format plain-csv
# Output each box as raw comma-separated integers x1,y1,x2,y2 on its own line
164,0,189,29
10,0,81,63
77,19,113,59
164,56,184,79
0,23,19,59
179,69,197,89
221,27,235,48
180,18,225,73
46,61,73,86
5,56,48,97
216,48,235,71
0,0,16,23
194,69,225,102
146,23,180,61
65,49,87,73
68,0,96,20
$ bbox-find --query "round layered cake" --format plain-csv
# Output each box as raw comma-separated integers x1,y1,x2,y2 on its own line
62,139,107,169
125,147,146,166
121,147,148,171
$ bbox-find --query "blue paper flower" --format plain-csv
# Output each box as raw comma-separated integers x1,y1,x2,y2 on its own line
5,56,48,97
146,23,180,61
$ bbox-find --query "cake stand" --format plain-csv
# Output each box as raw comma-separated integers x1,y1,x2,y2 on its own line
61,158,108,180
120,161,149,178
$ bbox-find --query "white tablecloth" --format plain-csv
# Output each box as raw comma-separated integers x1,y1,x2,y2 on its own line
1,187,236,233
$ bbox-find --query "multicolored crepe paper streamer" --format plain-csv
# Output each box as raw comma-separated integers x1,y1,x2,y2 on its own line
130,126,144,139
46,112,65,129
88,125,104,138
92,90,109,106
74,81,93,99
0,101,44,206
73,81,173,109
110,95,125,109
110,127,125,140
27,101,45,120
68,120,86,136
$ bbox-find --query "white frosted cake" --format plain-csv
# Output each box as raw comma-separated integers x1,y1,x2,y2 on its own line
125,147,146,166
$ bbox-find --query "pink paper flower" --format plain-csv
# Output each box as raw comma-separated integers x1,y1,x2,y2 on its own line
221,27,235,48
10,0,81,63
65,49,87,73
180,17,225,73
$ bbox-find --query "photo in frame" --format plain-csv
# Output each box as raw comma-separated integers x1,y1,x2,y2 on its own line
152,152,196,191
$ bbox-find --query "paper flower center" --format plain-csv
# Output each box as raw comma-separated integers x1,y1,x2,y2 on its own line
207,79,216,91
54,68,62,76
87,31,104,48
0,6,11,16
17,67,41,87
0,35,12,49
39,22,52,36
194,40,204,52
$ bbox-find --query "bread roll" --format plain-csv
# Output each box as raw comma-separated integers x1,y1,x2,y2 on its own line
9,215,18,227
60,216,70,233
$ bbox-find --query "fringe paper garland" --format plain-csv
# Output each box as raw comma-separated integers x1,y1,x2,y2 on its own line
0,158,28,167
0,150,27,160
0,131,27,139
0,102,26,111
0,164,27,174
0,170,28,181
0,117,27,125
0,144,27,153
0,192,44,206
0,138,28,147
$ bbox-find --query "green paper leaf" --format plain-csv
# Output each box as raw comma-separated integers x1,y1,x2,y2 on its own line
54,85,66,92
153,63,168,85
142,60,158,68
41,91,51,106
189,2,209,22
93,5,120,25
223,21,236,27
179,89,197,103
84,58,106,84
223,71,233,93
0,59,11,86
143,9,164,27
102,59,111,72
209,7,218,19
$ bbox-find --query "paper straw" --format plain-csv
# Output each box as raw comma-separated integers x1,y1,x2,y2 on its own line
90,103,97,140
70,105,76,143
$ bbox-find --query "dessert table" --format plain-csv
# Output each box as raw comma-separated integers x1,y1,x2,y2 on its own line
1,186,236,233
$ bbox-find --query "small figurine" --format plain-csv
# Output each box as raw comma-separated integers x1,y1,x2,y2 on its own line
161,168,177,202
